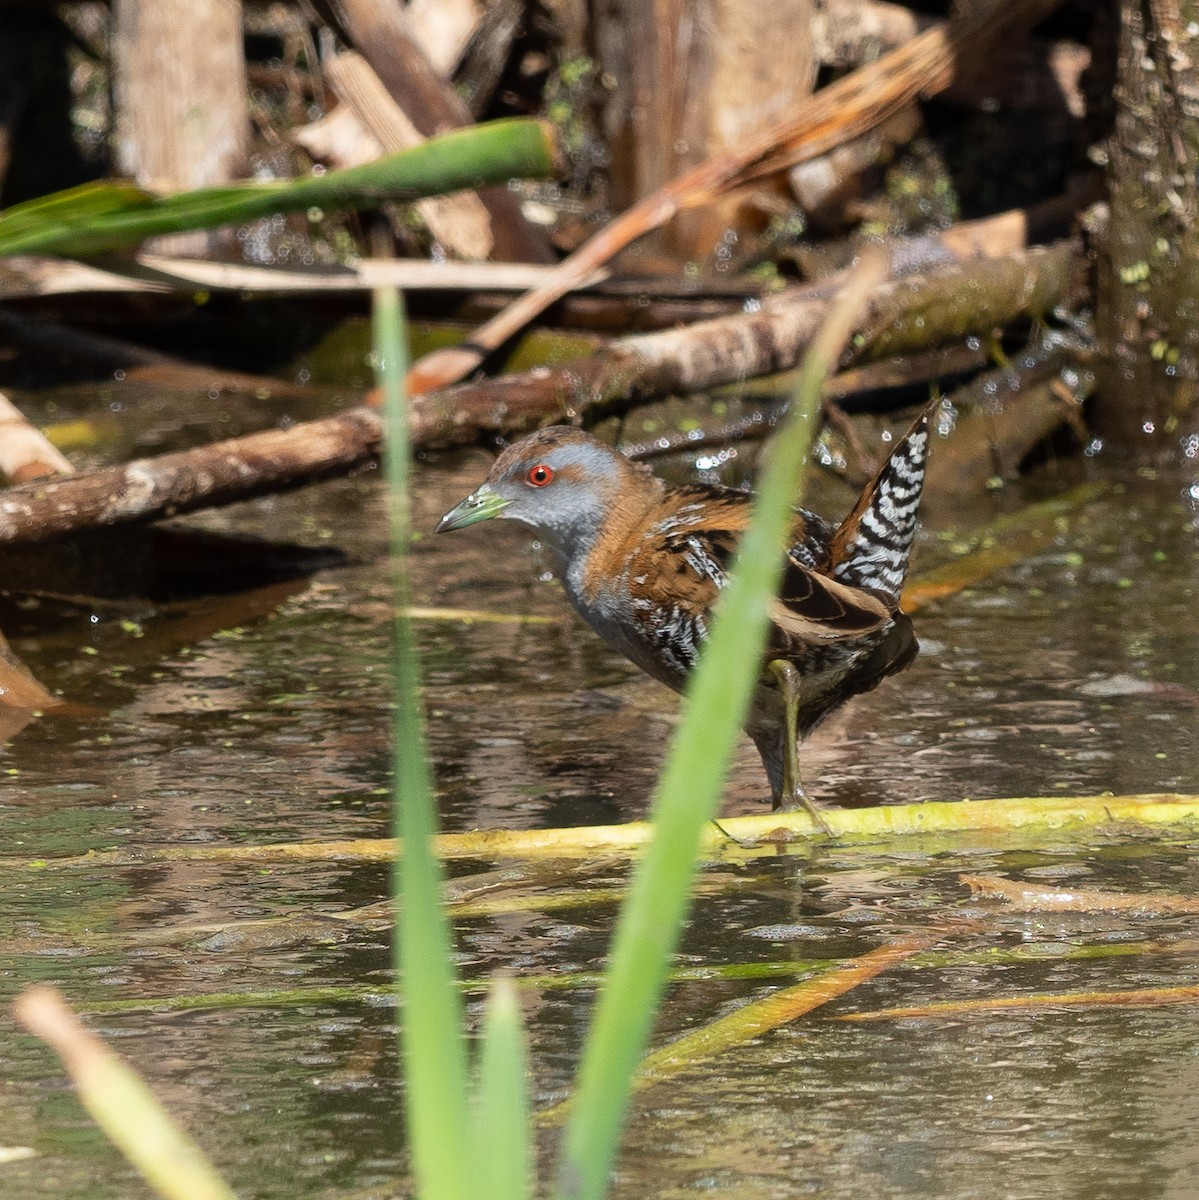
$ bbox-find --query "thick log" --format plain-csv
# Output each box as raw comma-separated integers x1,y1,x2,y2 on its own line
111,0,248,256
1093,1,1199,457
0,243,1083,546
406,0,1065,394
407,241,1087,448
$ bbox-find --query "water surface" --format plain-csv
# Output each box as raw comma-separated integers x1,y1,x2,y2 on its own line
1,381,1197,1199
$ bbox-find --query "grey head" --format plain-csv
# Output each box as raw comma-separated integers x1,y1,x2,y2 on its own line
435,426,656,565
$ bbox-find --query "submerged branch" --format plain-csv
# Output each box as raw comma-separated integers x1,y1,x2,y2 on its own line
836,984,1199,1023
961,873,1199,914
539,935,933,1125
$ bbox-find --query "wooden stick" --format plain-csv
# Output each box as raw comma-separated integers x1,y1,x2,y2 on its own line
0,253,609,300
405,0,1063,394
324,50,494,259
406,241,1084,448
0,389,74,482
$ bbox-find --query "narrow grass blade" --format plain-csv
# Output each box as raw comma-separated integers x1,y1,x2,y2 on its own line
473,980,533,1200
12,986,238,1200
552,253,891,1200
376,285,471,1200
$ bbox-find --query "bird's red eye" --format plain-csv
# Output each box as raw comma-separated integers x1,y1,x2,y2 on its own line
526,464,554,487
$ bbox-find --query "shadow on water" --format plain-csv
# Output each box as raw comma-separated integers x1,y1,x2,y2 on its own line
1,377,1198,1199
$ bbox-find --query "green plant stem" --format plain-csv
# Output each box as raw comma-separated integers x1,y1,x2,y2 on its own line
552,256,890,1200
377,286,471,1200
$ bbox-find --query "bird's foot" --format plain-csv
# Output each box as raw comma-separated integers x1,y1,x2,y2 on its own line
773,779,833,837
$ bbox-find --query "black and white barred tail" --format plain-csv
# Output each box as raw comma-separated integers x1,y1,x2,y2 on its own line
828,405,933,600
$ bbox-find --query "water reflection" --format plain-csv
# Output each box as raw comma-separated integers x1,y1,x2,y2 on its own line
0,422,1197,1197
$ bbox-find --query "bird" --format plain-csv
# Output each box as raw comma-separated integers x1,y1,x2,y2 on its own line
435,407,932,825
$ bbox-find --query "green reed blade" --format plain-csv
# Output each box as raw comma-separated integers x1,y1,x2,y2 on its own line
473,979,533,1200
0,119,558,257
376,286,472,1200
552,255,889,1200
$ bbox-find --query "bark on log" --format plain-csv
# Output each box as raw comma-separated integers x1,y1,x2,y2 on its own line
1094,1,1199,457
407,240,1085,447
0,243,1083,546
406,0,1065,394
0,410,382,546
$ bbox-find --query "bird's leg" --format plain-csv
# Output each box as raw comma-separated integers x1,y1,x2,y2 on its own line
767,659,832,836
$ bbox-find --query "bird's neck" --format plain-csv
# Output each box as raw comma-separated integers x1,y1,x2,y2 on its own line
563,467,667,605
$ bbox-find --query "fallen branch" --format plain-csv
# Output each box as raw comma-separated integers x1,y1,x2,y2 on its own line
539,935,933,1124
405,0,1063,393
406,240,1085,448
0,408,382,546
923,356,1094,505
961,874,1199,914
0,242,1083,545
70,936,1199,1017
0,252,610,300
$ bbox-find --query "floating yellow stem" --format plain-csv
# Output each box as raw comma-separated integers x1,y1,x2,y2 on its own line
402,606,554,624
14,793,1199,871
